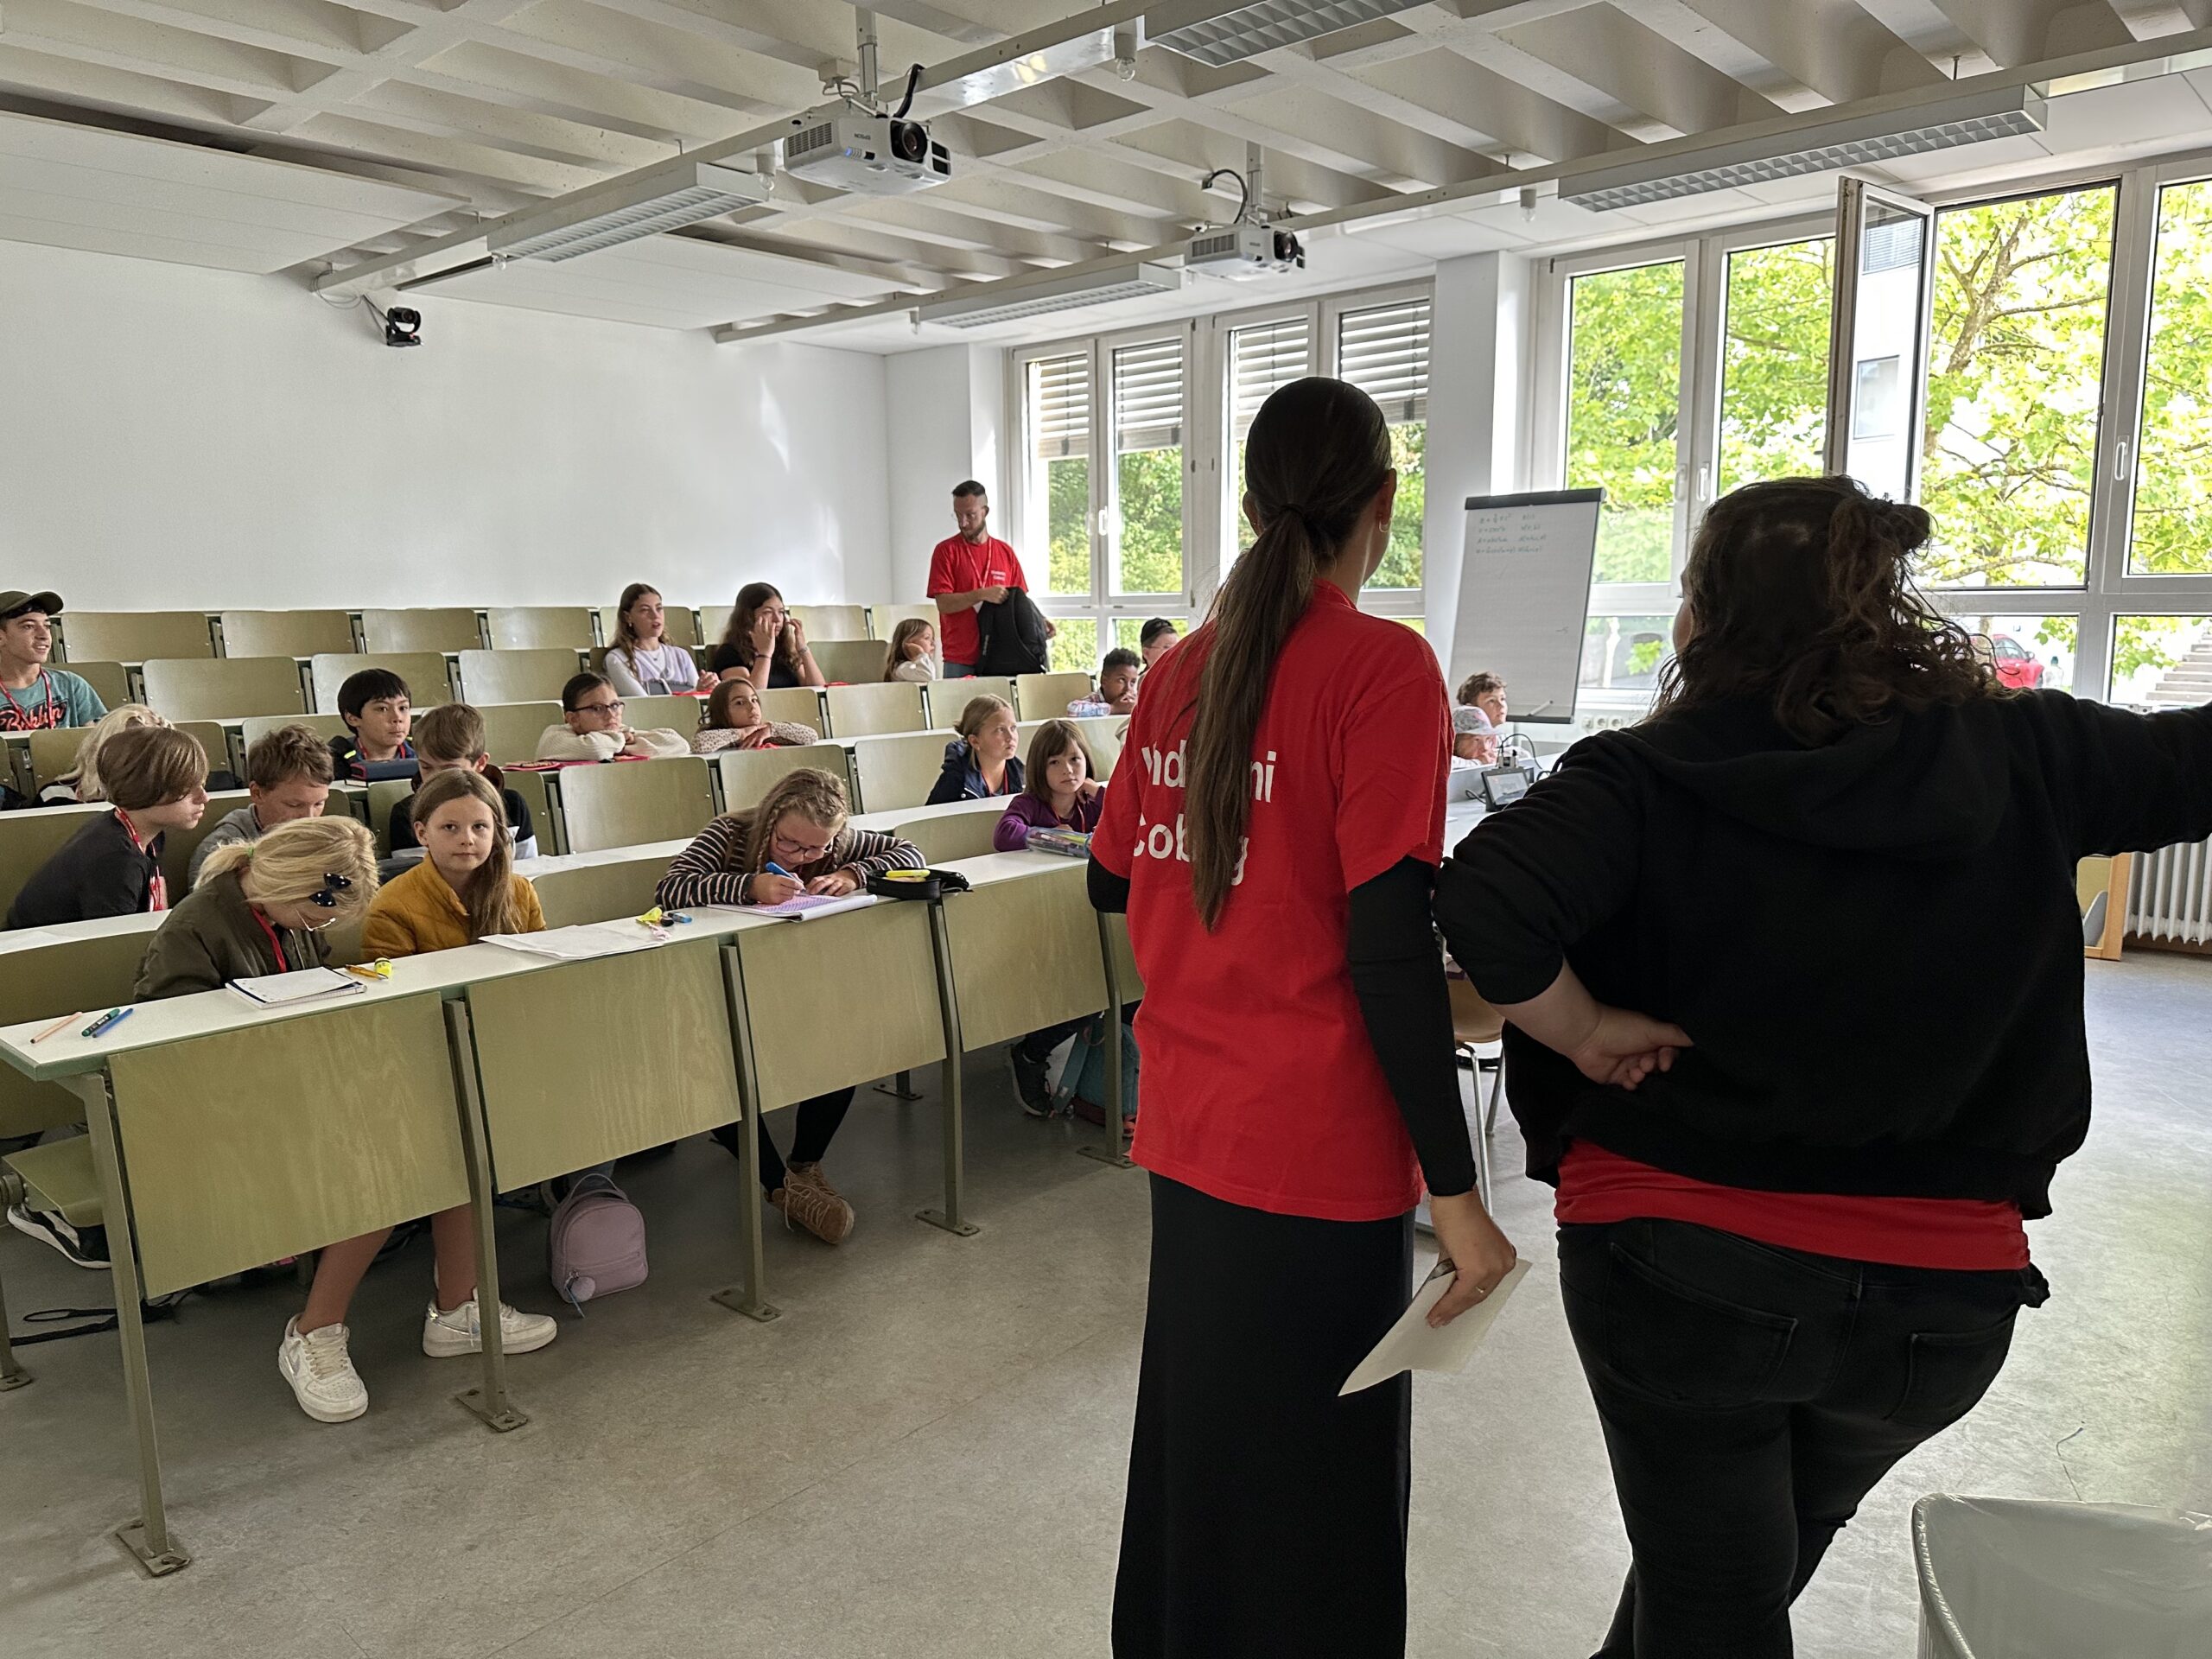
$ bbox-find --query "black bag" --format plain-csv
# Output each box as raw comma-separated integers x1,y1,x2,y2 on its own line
975,585,1051,677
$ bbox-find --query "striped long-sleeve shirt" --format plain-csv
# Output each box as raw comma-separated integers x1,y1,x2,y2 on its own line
654,812,925,909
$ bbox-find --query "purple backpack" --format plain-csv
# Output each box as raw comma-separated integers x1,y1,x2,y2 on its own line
548,1173,647,1308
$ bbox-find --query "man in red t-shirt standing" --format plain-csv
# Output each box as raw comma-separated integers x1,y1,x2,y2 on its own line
925,480,1051,676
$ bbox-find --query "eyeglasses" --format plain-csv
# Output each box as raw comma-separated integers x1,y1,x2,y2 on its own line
573,698,624,715
769,830,834,862
308,871,353,909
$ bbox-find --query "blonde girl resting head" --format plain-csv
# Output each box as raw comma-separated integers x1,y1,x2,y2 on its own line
44,702,168,804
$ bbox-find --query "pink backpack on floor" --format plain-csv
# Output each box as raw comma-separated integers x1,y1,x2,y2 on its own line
548,1173,647,1309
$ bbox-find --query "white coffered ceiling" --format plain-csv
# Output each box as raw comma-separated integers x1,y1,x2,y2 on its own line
3,2,2212,340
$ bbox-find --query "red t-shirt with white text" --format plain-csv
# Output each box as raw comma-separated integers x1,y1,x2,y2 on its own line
1093,583,1452,1221
925,534,1028,666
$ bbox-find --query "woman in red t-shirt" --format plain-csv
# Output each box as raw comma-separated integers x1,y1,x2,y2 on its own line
1090,378,1516,1656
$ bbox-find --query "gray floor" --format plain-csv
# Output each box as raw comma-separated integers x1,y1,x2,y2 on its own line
3,954,2209,1658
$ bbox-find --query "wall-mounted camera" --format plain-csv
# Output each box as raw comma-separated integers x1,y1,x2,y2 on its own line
383,305,422,348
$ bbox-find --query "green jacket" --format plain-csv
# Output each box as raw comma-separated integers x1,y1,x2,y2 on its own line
135,868,328,1001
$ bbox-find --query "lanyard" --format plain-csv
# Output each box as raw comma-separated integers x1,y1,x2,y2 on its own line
0,671,59,731
113,810,168,912
248,907,289,974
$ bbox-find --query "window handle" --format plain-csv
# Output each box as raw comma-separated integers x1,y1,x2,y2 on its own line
2114,435,2132,484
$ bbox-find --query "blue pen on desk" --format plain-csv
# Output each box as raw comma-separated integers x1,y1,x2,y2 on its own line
762,861,793,878
81,1007,133,1040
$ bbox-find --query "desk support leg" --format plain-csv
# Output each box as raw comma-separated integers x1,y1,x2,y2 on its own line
873,1070,922,1102
69,1075,188,1575
0,1178,29,1388
442,1002,528,1432
917,901,978,1237
712,946,780,1321
1077,915,1134,1171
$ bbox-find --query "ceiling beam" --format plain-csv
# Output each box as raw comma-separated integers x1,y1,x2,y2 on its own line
1636,0,1948,105
1492,5,1789,137
1925,2,2135,67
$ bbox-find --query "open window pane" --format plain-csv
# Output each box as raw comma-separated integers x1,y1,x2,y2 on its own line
1719,238,1834,494
1567,261,1684,585
1109,338,1185,597
2130,180,2212,575
1228,318,1312,563
1026,353,1092,601
1919,187,2117,588
1338,298,1429,591
2109,615,2212,705
1951,612,2076,693
1580,613,1675,697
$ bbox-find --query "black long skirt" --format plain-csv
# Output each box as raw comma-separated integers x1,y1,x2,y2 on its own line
1112,1173,1415,1659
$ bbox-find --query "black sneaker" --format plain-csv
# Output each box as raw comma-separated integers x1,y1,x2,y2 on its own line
6,1202,109,1269
1008,1047,1054,1117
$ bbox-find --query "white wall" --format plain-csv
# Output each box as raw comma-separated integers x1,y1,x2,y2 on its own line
883,343,1007,604
0,239,892,618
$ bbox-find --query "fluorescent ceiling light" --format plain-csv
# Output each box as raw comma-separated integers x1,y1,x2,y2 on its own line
1150,0,1427,67
1561,85,2046,213
488,160,772,263
918,261,1181,329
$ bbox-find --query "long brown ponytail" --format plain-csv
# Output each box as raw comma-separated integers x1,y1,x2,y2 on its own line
1186,376,1393,929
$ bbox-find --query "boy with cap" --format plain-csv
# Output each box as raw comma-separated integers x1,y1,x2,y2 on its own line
0,591,107,733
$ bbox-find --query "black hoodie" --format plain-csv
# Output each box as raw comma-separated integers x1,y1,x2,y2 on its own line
1435,690,2212,1218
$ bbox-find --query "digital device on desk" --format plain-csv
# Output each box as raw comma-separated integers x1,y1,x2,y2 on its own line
1478,766,1535,810
1448,488,1604,726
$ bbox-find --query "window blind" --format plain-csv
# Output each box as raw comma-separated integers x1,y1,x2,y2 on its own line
1113,338,1184,452
1338,299,1430,424
1231,317,1313,435
1030,353,1090,460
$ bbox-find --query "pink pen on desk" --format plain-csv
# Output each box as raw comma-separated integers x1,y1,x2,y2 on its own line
28,1014,79,1045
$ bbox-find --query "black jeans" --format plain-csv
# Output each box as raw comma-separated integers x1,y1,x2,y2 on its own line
710,1087,855,1193
1557,1217,2047,1659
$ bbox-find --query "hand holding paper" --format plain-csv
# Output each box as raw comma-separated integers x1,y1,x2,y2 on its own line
1341,1259,1533,1396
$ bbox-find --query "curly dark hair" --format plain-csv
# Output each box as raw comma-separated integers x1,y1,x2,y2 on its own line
1649,475,1999,745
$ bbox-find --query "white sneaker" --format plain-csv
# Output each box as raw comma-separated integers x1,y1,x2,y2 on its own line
421,1297,558,1358
277,1319,368,1423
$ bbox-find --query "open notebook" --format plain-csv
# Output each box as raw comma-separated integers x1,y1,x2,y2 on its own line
227,967,367,1009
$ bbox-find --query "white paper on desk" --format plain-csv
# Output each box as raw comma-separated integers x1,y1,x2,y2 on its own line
1340,1258,1532,1395
480,922,666,961
751,893,878,922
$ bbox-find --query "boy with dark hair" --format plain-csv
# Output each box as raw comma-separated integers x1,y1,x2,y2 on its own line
0,590,106,732
188,722,335,888
330,669,415,778
1091,647,1142,716
1139,617,1180,668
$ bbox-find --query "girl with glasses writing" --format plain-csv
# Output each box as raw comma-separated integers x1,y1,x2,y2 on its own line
653,768,925,1244
537,671,690,761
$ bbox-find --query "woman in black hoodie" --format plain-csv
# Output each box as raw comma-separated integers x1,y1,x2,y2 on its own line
1438,475,2212,1658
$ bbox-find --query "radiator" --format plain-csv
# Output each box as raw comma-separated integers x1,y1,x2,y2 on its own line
2128,837,2212,946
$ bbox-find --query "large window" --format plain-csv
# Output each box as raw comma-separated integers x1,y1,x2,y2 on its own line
1227,316,1312,560
1024,353,1090,601
1109,338,1185,598
1337,298,1431,590
1012,282,1432,670
1919,187,2117,588
2129,181,2212,575
1567,260,1683,585
1542,160,2212,709
1717,238,1833,493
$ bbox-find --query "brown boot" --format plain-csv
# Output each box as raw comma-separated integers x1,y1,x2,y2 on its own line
772,1164,854,1244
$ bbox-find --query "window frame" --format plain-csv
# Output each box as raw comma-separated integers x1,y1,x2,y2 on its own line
1534,154,2212,707
1006,276,1436,659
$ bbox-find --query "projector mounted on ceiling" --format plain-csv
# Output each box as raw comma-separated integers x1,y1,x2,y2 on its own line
1186,156,1304,281
784,111,950,196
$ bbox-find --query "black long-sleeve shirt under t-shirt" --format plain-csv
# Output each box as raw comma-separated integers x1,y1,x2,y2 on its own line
1436,690,2212,1219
